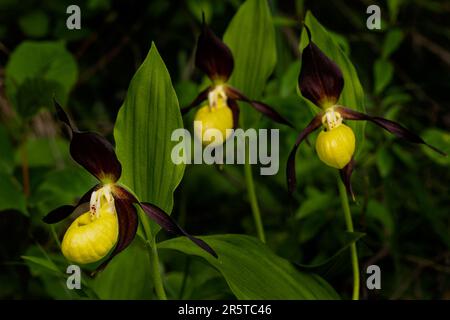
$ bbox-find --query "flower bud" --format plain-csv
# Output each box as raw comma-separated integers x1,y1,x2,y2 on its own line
194,97,233,146
61,188,119,264
315,124,355,169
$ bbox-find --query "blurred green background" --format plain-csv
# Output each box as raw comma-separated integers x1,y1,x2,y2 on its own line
0,0,449,299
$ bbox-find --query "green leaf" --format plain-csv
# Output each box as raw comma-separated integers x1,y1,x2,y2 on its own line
223,0,277,126
373,58,394,94
159,234,340,299
0,172,27,215
30,167,96,217
421,128,450,166
90,240,154,299
301,12,366,148
5,41,78,117
22,255,61,275
14,137,69,168
15,78,64,119
297,232,365,275
382,29,404,58
18,10,49,38
114,43,185,223
295,187,334,220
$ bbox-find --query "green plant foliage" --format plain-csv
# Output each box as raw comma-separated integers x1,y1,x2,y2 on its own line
0,125,14,174
300,12,366,146
382,29,404,58
18,10,49,38
224,0,277,126
90,240,154,299
374,58,394,94
114,43,185,224
0,173,27,214
421,128,450,166
159,234,340,299
5,41,78,118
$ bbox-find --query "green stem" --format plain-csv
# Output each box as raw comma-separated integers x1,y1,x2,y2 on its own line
139,210,167,300
244,147,266,243
337,177,360,300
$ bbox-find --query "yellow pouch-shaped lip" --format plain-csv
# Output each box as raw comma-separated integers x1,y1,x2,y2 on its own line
61,209,118,264
194,98,233,147
315,124,355,169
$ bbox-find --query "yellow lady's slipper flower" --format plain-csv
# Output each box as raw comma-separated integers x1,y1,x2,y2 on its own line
287,25,445,198
61,185,119,264
181,15,292,147
43,102,217,273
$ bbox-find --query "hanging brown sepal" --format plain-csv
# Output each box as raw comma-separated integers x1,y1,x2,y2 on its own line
339,157,356,201
286,114,323,194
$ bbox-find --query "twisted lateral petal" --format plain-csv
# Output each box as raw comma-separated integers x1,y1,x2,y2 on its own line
140,202,218,258
95,187,139,273
55,101,123,183
298,25,344,108
227,99,240,130
42,185,100,224
336,106,447,156
195,18,234,81
339,157,356,201
286,114,323,194
181,87,210,115
226,86,293,127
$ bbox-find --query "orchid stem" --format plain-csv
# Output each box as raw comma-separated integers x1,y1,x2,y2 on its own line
139,209,167,300
337,177,360,300
244,145,266,243
149,235,167,300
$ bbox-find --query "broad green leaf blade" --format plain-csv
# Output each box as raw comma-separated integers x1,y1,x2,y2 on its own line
114,43,185,224
5,41,78,117
159,234,340,300
297,232,365,275
300,12,366,148
90,240,154,299
223,0,277,126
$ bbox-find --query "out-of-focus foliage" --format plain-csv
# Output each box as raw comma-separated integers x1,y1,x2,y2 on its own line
0,0,448,300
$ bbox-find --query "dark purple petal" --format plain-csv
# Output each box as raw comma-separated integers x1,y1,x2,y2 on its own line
42,185,99,224
339,157,356,201
298,25,344,108
95,188,139,273
336,106,447,156
227,99,240,130
181,87,210,115
287,114,323,194
54,100,123,182
42,205,76,224
70,131,122,183
195,17,234,81
226,86,293,127
140,202,218,258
